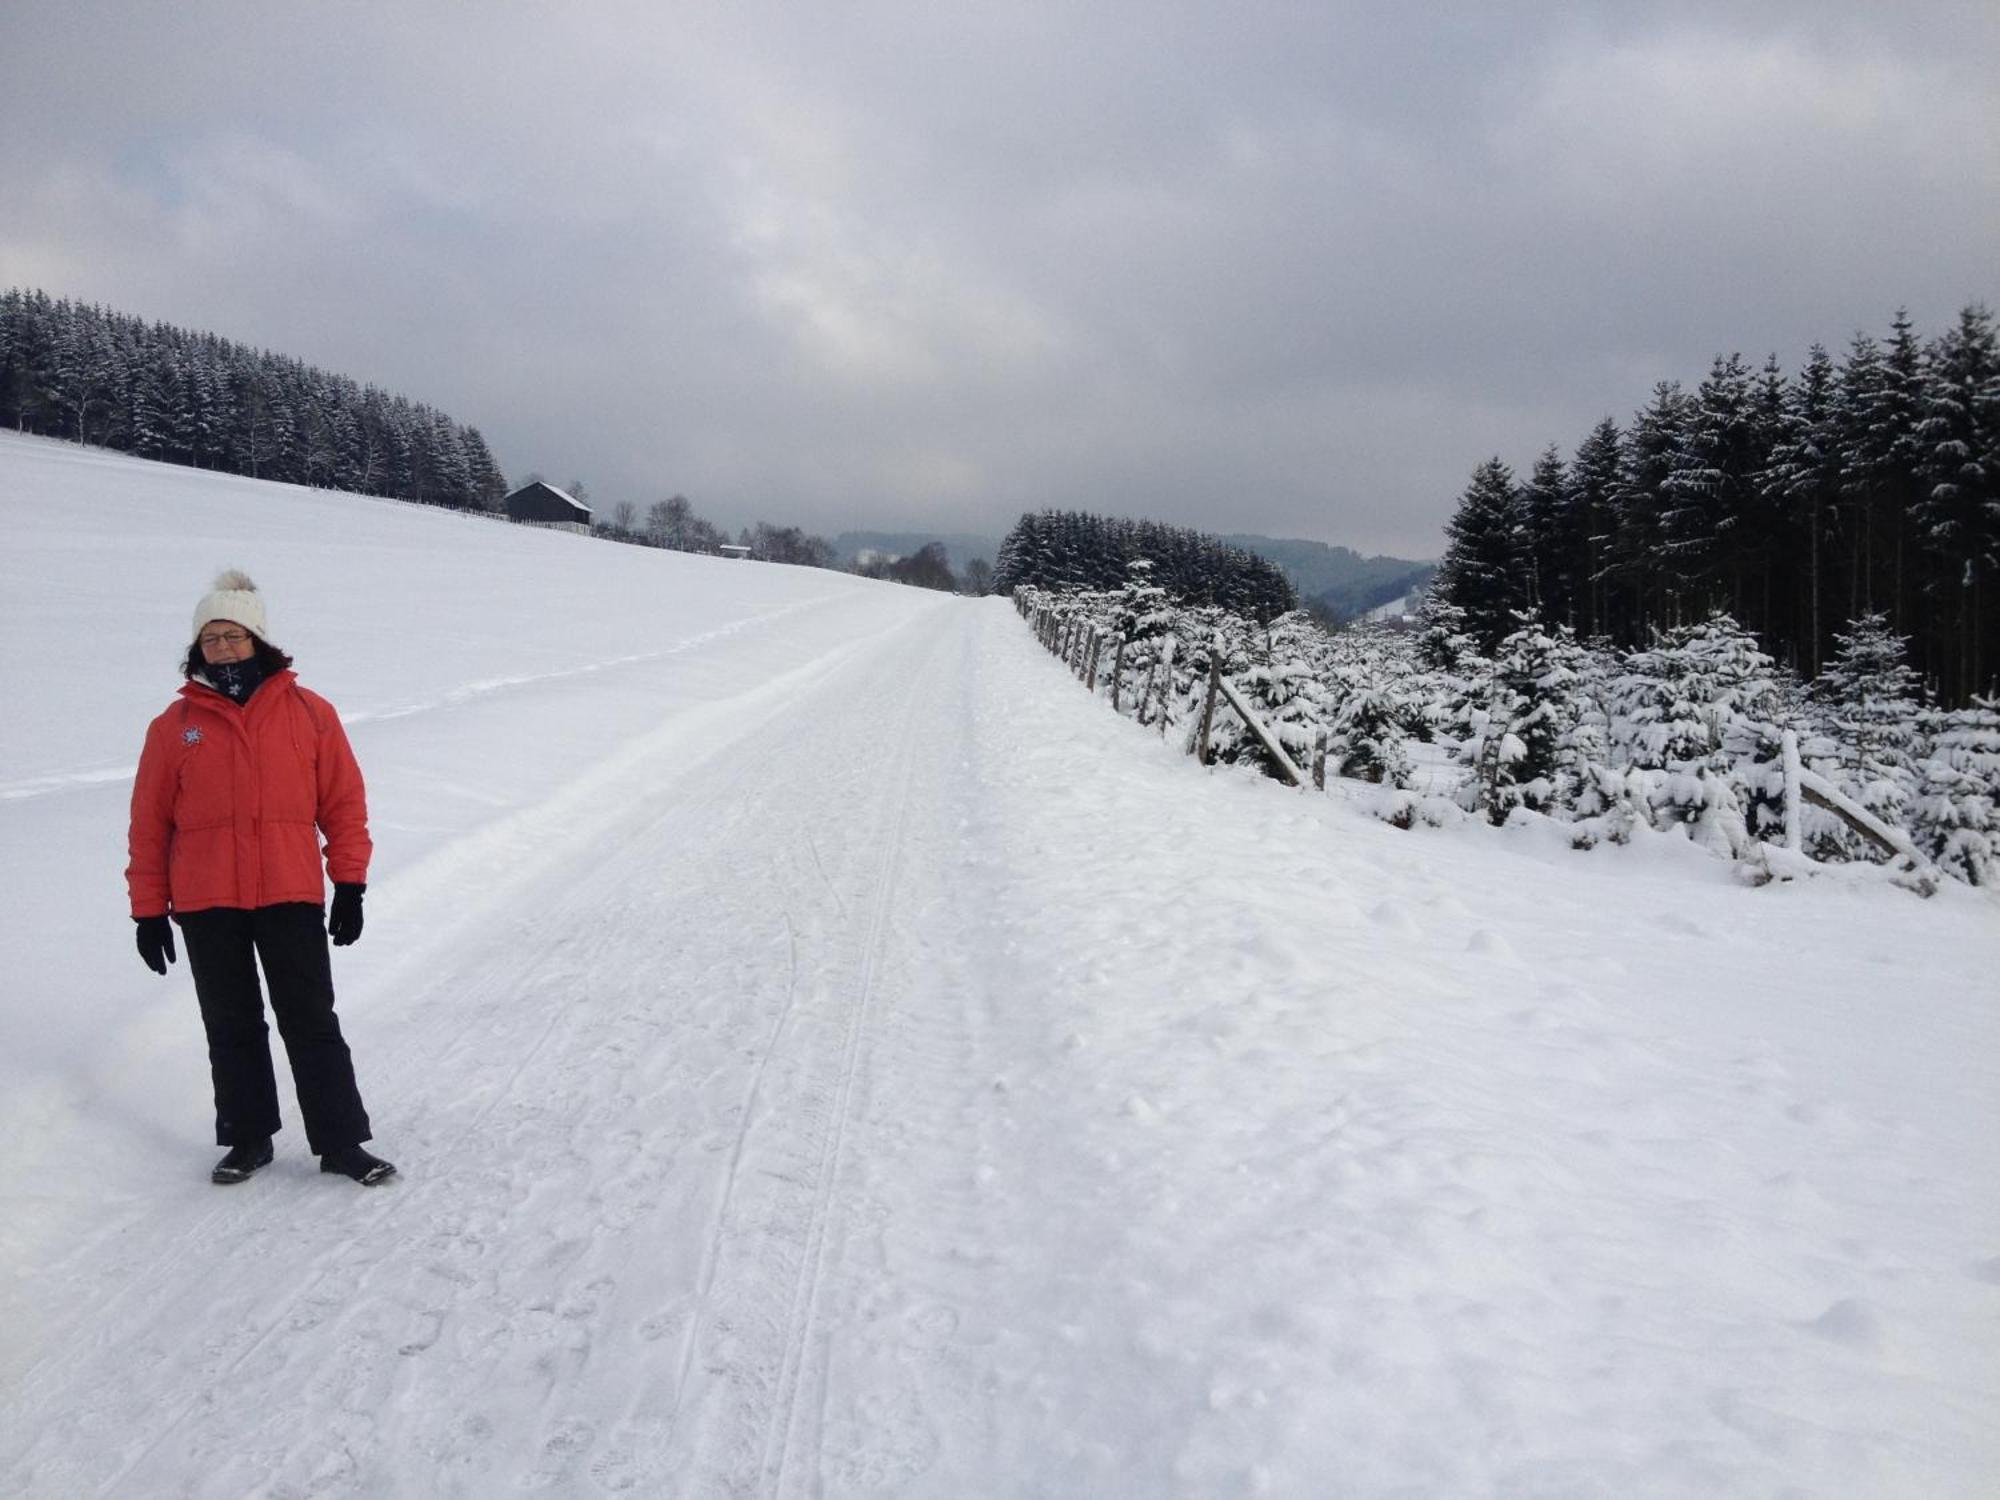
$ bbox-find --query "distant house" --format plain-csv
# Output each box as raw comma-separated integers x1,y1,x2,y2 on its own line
718,543,752,560
503,481,592,535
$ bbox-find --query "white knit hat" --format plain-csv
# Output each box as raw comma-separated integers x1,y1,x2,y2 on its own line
192,569,270,643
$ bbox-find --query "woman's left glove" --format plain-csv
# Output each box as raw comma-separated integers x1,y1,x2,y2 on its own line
328,883,366,947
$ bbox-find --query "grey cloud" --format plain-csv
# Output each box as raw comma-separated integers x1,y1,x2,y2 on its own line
2,1,1993,557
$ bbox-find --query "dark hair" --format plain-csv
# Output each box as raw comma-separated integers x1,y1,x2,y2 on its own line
182,636,295,680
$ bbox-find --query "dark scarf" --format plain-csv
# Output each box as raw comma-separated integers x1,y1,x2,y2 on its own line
203,655,268,705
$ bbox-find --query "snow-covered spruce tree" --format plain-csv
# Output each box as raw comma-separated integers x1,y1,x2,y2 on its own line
1913,304,2000,706
1717,678,1817,858
1520,445,1572,626
1326,653,1414,788
1601,380,1689,643
1565,417,1623,639
1453,616,1586,825
1102,561,1179,719
1413,594,1477,675
1434,458,1528,653
992,511,1050,594
1558,641,1634,847
1230,612,1332,780
1758,341,1843,678
1811,612,1924,841
1608,615,1786,855
1660,353,1762,621
1169,609,1257,762
1409,593,1486,747
1911,698,2000,885
1849,311,1927,620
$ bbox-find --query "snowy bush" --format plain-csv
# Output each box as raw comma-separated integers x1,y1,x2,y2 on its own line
1014,585,1969,890
1911,698,2000,885
1809,613,1924,855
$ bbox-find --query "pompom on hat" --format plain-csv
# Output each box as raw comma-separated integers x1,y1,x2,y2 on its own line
192,569,270,643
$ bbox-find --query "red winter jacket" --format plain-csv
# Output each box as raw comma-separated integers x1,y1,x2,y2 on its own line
126,671,372,917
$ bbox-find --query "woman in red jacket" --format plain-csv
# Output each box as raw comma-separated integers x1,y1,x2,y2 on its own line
127,570,395,1186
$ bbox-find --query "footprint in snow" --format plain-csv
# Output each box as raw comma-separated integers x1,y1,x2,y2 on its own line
1653,911,1708,938
520,1418,597,1490
637,1305,687,1343
1369,901,1422,937
902,1302,961,1348
1799,1297,1886,1353
397,1310,445,1356
1466,928,1518,961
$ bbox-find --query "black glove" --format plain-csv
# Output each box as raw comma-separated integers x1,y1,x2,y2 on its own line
328,882,366,947
135,915,176,975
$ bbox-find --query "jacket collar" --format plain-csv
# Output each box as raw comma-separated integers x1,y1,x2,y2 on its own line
180,668,298,710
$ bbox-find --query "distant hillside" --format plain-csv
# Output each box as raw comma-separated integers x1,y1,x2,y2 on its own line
833,531,1001,575
1221,534,1435,622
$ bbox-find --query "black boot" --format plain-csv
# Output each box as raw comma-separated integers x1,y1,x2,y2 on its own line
212,1137,274,1184
319,1144,397,1185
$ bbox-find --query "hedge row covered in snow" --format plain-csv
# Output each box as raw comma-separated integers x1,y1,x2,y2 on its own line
1015,570,2000,891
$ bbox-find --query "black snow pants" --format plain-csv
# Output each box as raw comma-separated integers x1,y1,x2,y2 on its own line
176,903,372,1154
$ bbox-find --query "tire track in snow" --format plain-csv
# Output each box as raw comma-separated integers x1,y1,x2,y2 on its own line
761,648,928,1499
662,619,945,1499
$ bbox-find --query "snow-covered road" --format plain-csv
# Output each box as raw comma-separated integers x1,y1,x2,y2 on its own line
2,435,1996,1498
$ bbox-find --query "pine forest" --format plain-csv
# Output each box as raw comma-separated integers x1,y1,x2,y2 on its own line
0,288,507,512
994,509,1298,621
1432,305,1998,707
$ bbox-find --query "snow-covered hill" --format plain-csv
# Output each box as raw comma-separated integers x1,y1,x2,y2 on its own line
2,432,1995,1498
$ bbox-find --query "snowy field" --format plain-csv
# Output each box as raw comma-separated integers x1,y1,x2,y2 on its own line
1,430,1996,1498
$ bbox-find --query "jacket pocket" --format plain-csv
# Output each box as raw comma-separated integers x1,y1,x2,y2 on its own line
168,825,234,907
174,741,233,829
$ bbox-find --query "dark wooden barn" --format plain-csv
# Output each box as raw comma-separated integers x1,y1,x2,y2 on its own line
503,481,593,534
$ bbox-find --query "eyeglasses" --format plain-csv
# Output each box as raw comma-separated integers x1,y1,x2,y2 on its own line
199,630,252,648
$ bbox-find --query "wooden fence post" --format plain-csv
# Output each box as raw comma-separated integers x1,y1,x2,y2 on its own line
1194,651,1222,764
1085,630,1100,690
1109,636,1125,709
1780,728,1803,852
1313,730,1327,791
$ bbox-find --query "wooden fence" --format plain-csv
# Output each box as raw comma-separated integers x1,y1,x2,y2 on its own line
1015,592,1942,887
1016,592,1312,788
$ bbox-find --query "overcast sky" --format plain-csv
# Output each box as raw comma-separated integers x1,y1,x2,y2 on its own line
3,2,1994,558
